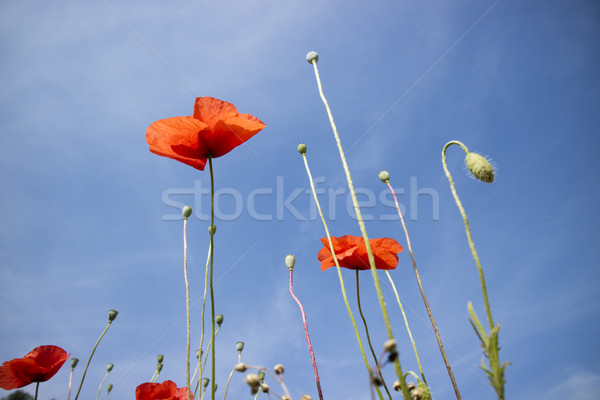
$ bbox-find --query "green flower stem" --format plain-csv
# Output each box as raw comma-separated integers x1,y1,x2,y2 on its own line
384,180,459,397
442,141,494,330
309,58,410,400
208,155,217,400
184,215,192,400
34,382,39,400
67,368,74,400
301,152,385,400
355,270,392,400
221,367,236,400
384,271,424,382
95,371,109,400
74,319,114,400
197,243,212,388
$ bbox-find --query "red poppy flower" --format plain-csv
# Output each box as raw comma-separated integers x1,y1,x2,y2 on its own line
0,345,69,390
317,235,403,271
136,380,193,400
146,96,266,170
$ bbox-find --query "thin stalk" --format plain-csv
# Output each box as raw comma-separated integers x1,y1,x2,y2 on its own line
74,320,114,400
289,268,324,400
221,368,236,400
442,141,494,330
301,152,385,400
184,216,192,400
197,243,212,388
95,371,109,400
384,179,460,398
355,270,392,400
208,155,216,400
309,58,410,399
34,382,39,400
67,367,74,400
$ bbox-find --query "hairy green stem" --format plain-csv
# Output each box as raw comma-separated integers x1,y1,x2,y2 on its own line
208,155,216,400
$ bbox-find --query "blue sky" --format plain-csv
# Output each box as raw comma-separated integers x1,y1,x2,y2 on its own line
1,0,599,399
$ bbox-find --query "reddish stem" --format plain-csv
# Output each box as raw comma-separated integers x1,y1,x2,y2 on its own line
289,269,324,400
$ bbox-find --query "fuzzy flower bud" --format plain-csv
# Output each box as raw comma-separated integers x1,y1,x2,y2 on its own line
70,358,79,369
297,143,307,155
235,341,245,353
156,363,163,372
216,314,224,326
106,363,114,372
378,170,390,183
274,364,285,375
234,362,248,372
182,206,192,218
465,152,495,183
285,254,296,271
306,51,319,64
108,310,118,322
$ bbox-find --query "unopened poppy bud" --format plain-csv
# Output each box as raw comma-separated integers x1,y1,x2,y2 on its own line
297,143,307,155
156,363,163,372
407,382,416,391
196,349,202,359
383,339,397,353
260,383,270,393
285,254,296,270
202,378,209,388
216,314,224,326
157,354,164,363
108,310,118,321
378,170,390,183
234,362,248,372
258,372,265,381
465,152,495,183
306,51,319,64
393,381,402,391
274,364,285,375
208,225,217,235
235,341,245,353
300,395,312,400
182,206,193,218
106,363,114,372
107,384,113,393
70,358,79,369
244,373,261,387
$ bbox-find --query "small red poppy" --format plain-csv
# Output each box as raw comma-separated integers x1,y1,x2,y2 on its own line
318,235,403,271
0,345,69,390
135,380,193,400
146,96,266,170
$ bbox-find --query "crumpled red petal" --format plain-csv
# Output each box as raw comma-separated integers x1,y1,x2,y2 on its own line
0,345,69,390
136,380,193,400
318,235,403,271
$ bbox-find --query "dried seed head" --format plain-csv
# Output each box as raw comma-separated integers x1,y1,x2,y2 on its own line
393,381,402,391
306,51,319,64
274,364,285,375
260,383,270,393
234,362,248,372
407,382,416,391
465,152,495,183
245,373,261,387
383,339,397,353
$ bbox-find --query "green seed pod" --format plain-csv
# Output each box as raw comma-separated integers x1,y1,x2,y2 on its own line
70,358,79,369
182,206,193,218
156,363,163,372
108,310,118,322
306,51,319,64
235,341,245,353
106,363,114,372
107,384,113,393
285,254,296,270
208,225,217,235
297,143,307,155
157,354,164,363
258,371,265,381
216,314,224,326
378,170,390,183
465,152,495,183
202,378,209,388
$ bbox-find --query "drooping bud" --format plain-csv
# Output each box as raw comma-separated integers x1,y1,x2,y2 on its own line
234,362,248,372
106,363,114,372
216,314,224,326
306,51,319,64
465,152,495,183
244,373,261,387
156,363,163,372
70,358,79,369
108,310,118,322
274,364,285,375
378,170,390,183
182,206,193,218
235,341,245,353
285,254,296,271
297,143,307,155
